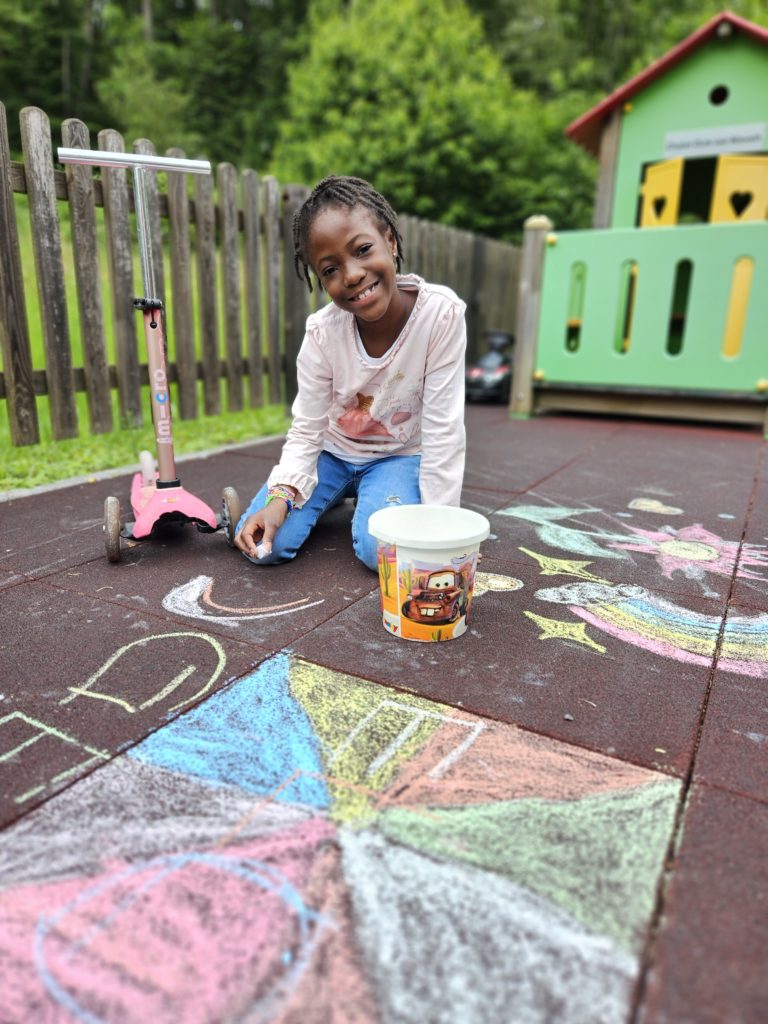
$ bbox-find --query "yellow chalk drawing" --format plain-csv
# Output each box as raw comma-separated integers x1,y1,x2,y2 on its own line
59,632,227,715
524,611,607,654
520,548,612,583
473,572,524,597
289,659,484,825
0,711,111,803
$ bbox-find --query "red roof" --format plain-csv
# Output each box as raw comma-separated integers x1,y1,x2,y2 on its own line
567,11,768,156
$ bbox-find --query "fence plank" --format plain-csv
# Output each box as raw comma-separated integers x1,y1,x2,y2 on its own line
61,118,113,435
242,169,264,408
282,184,310,406
0,102,39,444
166,147,197,419
19,107,79,440
217,162,243,412
98,128,141,426
194,170,220,415
262,175,281,405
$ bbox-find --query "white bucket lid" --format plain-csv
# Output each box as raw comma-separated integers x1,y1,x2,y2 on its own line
368,504,490,549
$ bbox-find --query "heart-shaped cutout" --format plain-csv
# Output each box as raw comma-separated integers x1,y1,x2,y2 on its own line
653,196,666,218
729,191,752,216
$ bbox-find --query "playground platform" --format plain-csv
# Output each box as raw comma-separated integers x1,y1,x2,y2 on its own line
1,402,766,1024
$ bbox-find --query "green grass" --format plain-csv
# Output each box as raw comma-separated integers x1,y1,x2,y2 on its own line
1,395,289,491
2,193,292,492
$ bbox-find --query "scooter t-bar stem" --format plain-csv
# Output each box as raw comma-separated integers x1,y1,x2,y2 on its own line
57,148,211,176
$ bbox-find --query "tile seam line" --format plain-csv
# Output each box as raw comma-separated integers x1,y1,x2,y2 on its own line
629,439,766,1023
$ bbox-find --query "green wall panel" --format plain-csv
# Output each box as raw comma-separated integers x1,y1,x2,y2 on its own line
536,222,767,393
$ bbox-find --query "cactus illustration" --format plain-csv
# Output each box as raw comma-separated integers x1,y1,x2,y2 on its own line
380,553,393,597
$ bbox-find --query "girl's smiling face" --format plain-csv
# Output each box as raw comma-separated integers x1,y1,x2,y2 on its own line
307,204,408,327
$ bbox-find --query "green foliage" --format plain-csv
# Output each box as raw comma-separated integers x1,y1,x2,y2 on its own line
271,0,593,239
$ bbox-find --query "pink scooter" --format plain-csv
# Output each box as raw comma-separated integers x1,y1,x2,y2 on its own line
58,147,240,562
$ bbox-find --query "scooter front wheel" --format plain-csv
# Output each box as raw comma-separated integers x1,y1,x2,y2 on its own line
104,495,122,562
221,486,241,547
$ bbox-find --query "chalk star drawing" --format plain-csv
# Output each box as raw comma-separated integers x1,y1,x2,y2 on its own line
162,574,325,624
520,547,611,583
523,611,607,654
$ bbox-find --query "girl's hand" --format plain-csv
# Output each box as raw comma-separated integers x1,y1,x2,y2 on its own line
234,500,289,558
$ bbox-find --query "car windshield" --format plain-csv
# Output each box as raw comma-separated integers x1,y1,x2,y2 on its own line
478,351,505,370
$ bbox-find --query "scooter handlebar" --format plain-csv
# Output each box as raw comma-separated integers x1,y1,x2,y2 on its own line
57,148,211,176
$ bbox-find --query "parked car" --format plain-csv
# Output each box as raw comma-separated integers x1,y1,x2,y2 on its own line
465,330,514,403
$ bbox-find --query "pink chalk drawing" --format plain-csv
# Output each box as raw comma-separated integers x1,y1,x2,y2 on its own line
608,523,768,584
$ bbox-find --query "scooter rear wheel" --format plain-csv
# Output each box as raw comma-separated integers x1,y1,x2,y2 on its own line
104,495,122,562
221,486,241,547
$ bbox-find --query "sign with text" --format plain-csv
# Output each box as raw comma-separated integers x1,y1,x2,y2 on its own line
663,123,766,158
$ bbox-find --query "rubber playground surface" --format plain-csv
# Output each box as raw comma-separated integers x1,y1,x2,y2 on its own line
1,402,766,1023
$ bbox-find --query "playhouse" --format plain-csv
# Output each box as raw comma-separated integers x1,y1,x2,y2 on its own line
510,10,768,431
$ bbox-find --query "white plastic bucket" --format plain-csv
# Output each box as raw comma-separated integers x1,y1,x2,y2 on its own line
368,504,490,642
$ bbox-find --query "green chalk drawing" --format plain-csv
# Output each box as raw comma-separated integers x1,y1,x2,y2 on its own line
378,778,681,953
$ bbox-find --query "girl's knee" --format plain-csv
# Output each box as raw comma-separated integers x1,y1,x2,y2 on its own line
353,532,380,572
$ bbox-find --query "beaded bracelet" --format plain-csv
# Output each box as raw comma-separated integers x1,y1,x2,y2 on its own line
266,485,295,515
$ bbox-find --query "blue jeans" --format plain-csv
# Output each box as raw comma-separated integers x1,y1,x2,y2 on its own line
237,451,422,571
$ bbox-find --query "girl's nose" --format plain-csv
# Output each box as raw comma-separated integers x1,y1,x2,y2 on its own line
342,260,364,287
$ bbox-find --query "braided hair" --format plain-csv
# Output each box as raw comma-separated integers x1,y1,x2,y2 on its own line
292,174,405,292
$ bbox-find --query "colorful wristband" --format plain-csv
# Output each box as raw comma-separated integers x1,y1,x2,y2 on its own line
266,486,295,515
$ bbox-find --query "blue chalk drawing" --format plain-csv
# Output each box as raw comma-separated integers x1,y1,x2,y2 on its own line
128,654,330,809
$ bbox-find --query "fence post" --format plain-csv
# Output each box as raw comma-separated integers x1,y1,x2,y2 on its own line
262,176,282,405
0,102,39,445
509,214,552,418
98,127,141,427
217,162,243,412
166,147,197,419
242,169,263,408
282,184,309,406
194,168,220,416
61,117,113,435
19,107,78,440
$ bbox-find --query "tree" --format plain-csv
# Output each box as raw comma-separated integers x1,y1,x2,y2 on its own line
271,0,586,240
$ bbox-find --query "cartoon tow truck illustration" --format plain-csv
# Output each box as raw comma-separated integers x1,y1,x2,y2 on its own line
402,569,468,625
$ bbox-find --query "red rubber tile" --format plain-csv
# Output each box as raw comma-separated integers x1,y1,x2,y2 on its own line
692,601,768,802
637,784,768,1024
43,500,378,652
0,580,268,827
290,554,720,775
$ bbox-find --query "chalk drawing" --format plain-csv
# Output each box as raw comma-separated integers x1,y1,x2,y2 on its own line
472,571,524,597
523,611,607,654
627,498,683,514
0,654,682,1023
607,522,768,585
161,574,325,625
537,581,768,677
496,501,768,670
59,632,226,715
0,712,110,805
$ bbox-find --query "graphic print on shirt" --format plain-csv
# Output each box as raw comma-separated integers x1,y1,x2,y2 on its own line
337,392,394,440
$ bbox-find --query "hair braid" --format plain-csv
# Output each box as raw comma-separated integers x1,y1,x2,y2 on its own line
292,175,405,292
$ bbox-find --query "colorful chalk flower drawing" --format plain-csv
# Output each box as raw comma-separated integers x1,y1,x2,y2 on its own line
608,523,768,586
0,654,680,1023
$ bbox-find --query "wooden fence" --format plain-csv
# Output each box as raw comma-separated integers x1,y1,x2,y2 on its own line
0,104,520,447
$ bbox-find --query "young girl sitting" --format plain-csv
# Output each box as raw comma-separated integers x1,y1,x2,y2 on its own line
234,174,467,571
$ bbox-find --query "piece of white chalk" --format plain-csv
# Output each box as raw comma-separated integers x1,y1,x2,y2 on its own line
254,542,271,559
